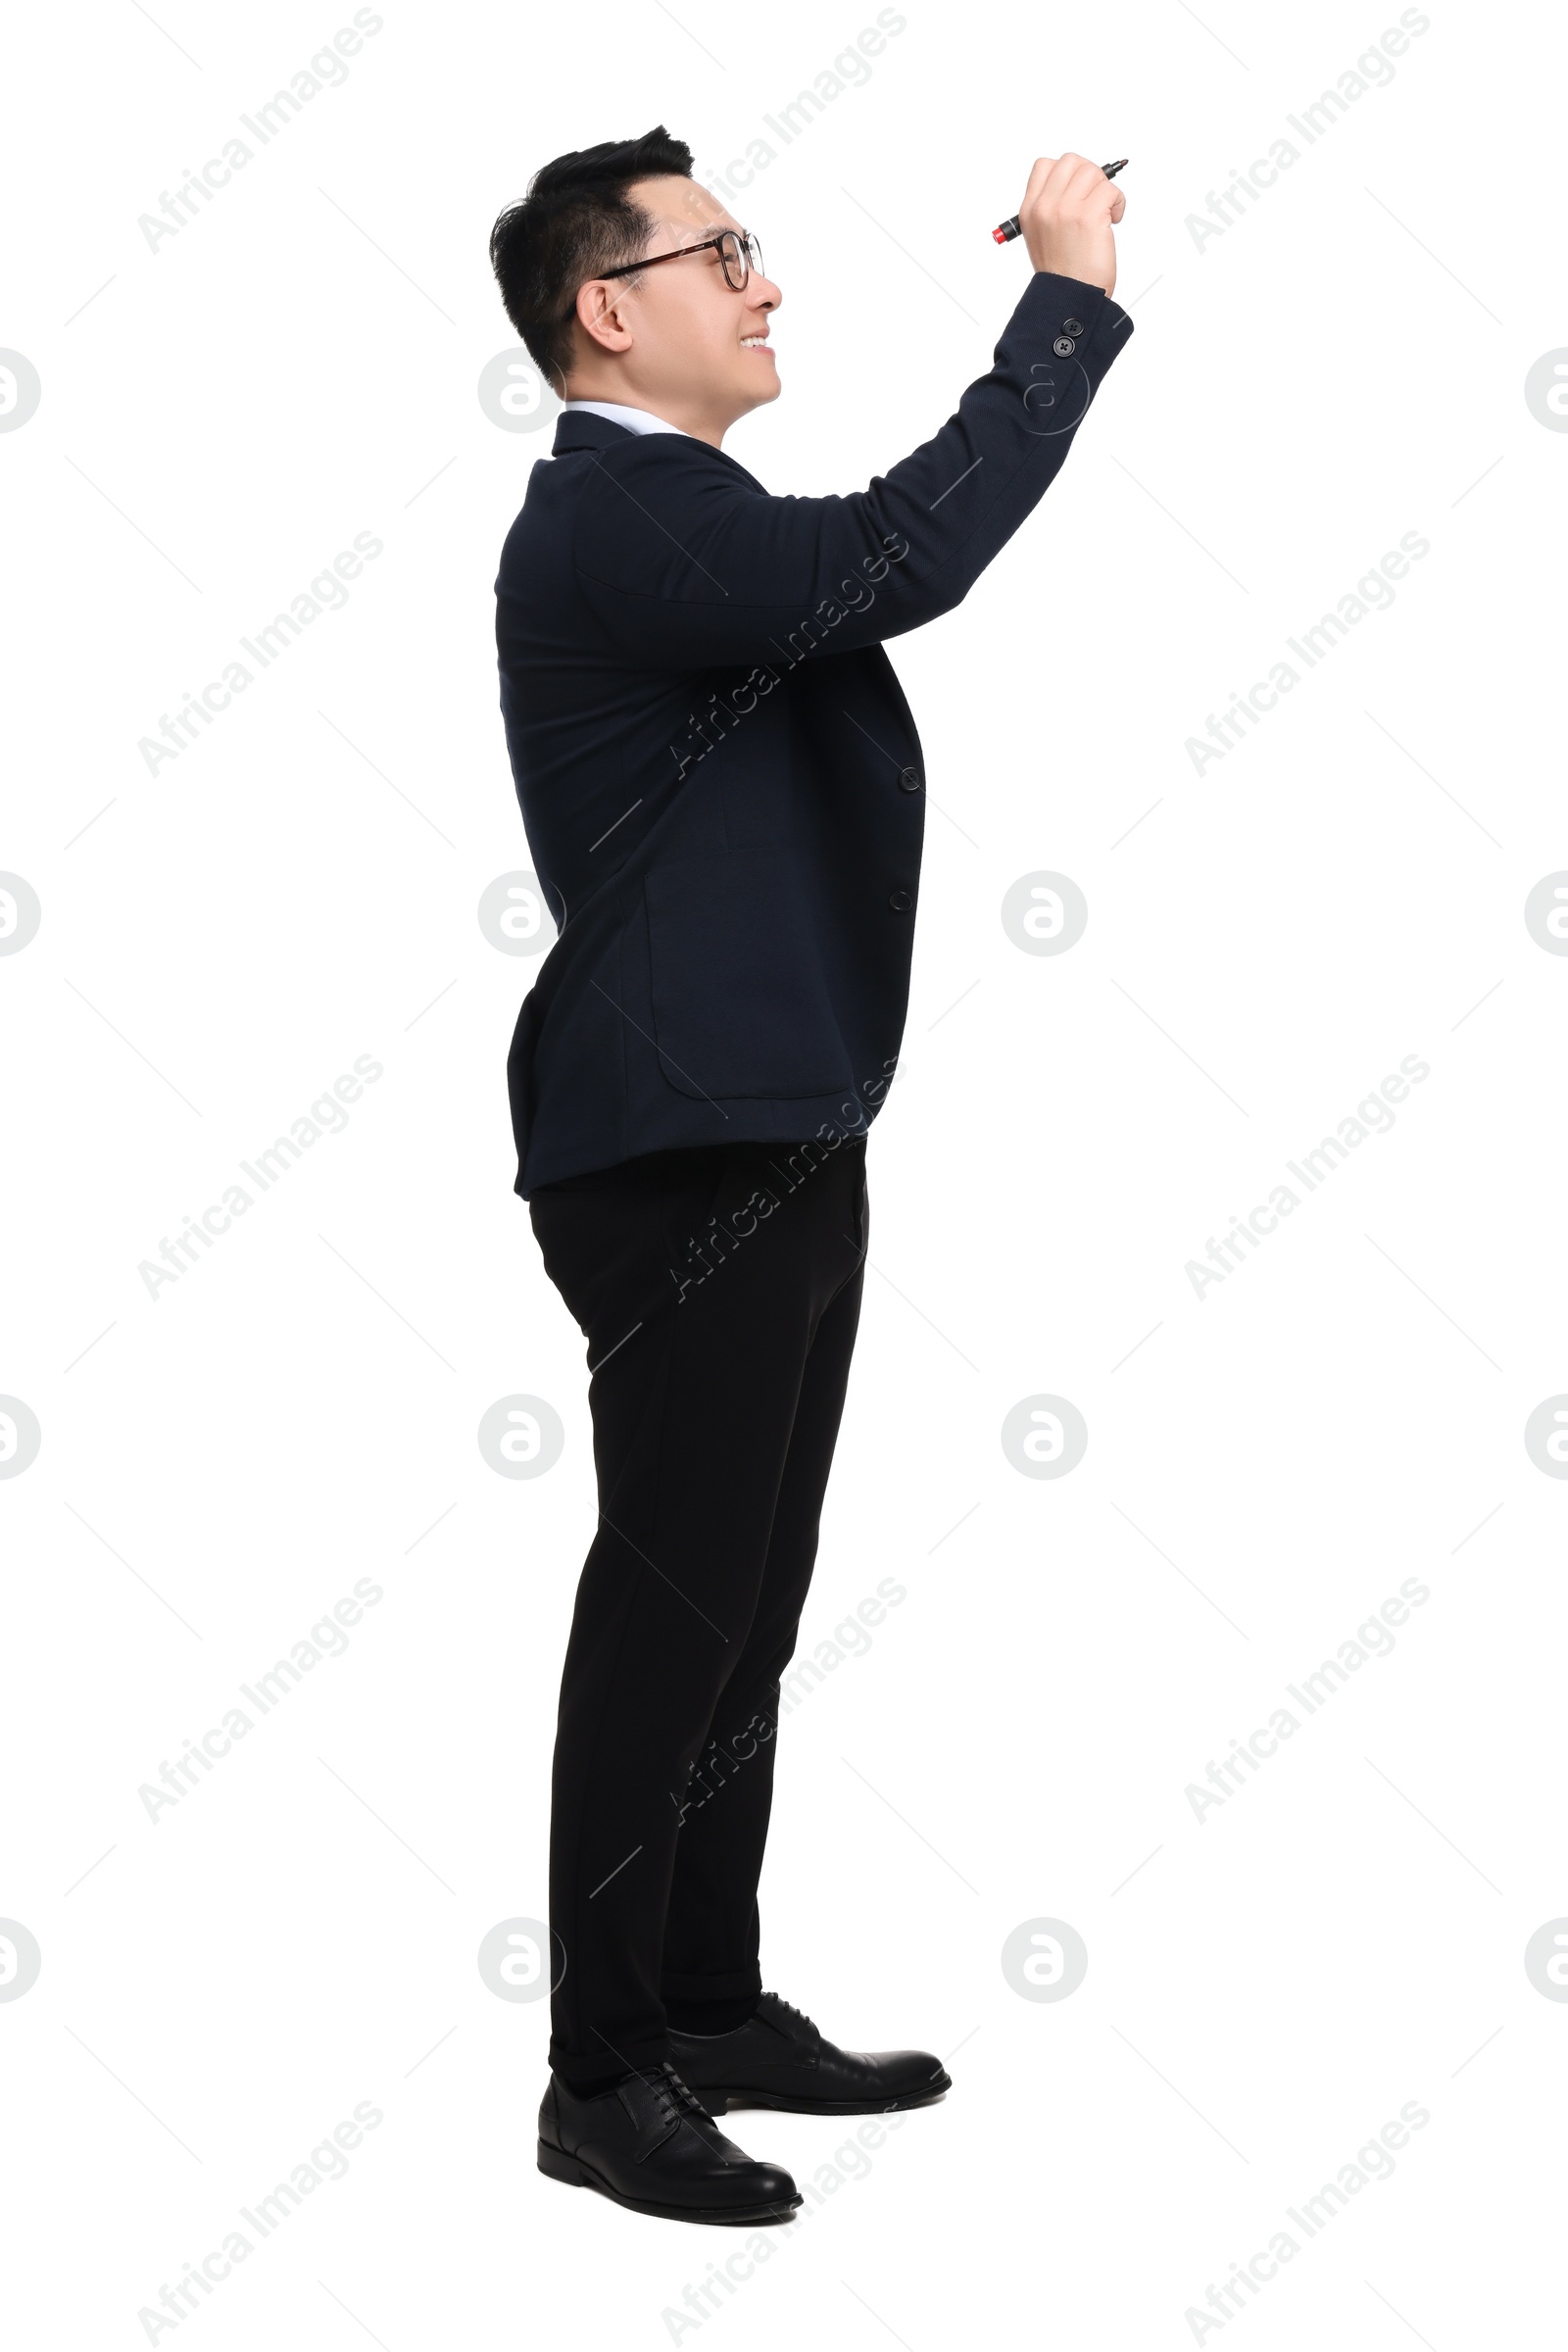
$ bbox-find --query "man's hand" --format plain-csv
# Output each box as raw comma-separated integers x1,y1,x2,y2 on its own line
1017,154,1125,296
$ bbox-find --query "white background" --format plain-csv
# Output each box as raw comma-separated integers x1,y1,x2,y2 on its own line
4,0,1567,2343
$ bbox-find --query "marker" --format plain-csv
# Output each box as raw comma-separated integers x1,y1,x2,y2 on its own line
993,161,1127,243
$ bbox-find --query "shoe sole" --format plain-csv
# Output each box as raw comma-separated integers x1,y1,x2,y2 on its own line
703,2071,953,2118
537,2138,802,2227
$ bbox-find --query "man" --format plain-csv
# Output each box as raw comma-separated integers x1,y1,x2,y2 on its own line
489,126,1130,2226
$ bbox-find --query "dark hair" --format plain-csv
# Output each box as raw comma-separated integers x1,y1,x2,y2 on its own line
489,125,695,393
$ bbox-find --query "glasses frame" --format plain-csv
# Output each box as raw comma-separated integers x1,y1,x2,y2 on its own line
595,227,763,296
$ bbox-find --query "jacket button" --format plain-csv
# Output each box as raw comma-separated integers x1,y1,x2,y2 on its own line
898,765,920,791
1053,335,1076,357
1062,317,1085,335
889,889,912,912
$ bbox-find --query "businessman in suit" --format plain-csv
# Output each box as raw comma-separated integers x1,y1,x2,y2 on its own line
489,125,1130,2225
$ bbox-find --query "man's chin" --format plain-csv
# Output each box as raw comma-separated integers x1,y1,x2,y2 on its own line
717,375,782,433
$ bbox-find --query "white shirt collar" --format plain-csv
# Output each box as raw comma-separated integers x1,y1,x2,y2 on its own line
561,399,690,438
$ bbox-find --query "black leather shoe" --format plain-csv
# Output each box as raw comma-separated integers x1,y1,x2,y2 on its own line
537,2063,802,2225
667,1992,952,2115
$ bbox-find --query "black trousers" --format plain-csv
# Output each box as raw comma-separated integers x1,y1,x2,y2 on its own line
528,1133,868,2092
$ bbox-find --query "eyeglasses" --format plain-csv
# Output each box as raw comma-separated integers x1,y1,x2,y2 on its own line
597,227,764,295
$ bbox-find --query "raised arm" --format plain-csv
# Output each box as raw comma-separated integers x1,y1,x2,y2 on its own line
572,156,1132,674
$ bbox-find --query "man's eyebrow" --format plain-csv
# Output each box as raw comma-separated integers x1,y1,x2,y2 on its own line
655,218,730,247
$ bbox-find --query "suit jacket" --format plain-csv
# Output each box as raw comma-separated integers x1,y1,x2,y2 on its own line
494,269,1132,1197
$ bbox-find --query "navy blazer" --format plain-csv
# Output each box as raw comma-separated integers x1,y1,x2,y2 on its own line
495,269,1132,1197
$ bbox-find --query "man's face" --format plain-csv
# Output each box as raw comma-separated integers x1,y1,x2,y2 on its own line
572,176,783,437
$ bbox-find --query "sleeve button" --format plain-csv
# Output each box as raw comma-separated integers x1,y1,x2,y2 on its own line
1053,334,1076,357
1062,317,1085,335
898,765,921,791
889,889,913,912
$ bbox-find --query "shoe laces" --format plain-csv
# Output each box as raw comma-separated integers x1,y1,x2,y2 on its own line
761,1990,819,2040
647,2062,712,2131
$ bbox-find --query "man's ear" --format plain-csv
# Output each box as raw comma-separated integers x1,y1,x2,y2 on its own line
574,278,634,357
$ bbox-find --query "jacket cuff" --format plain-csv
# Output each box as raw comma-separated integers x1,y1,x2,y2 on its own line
1015,270,1133,365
